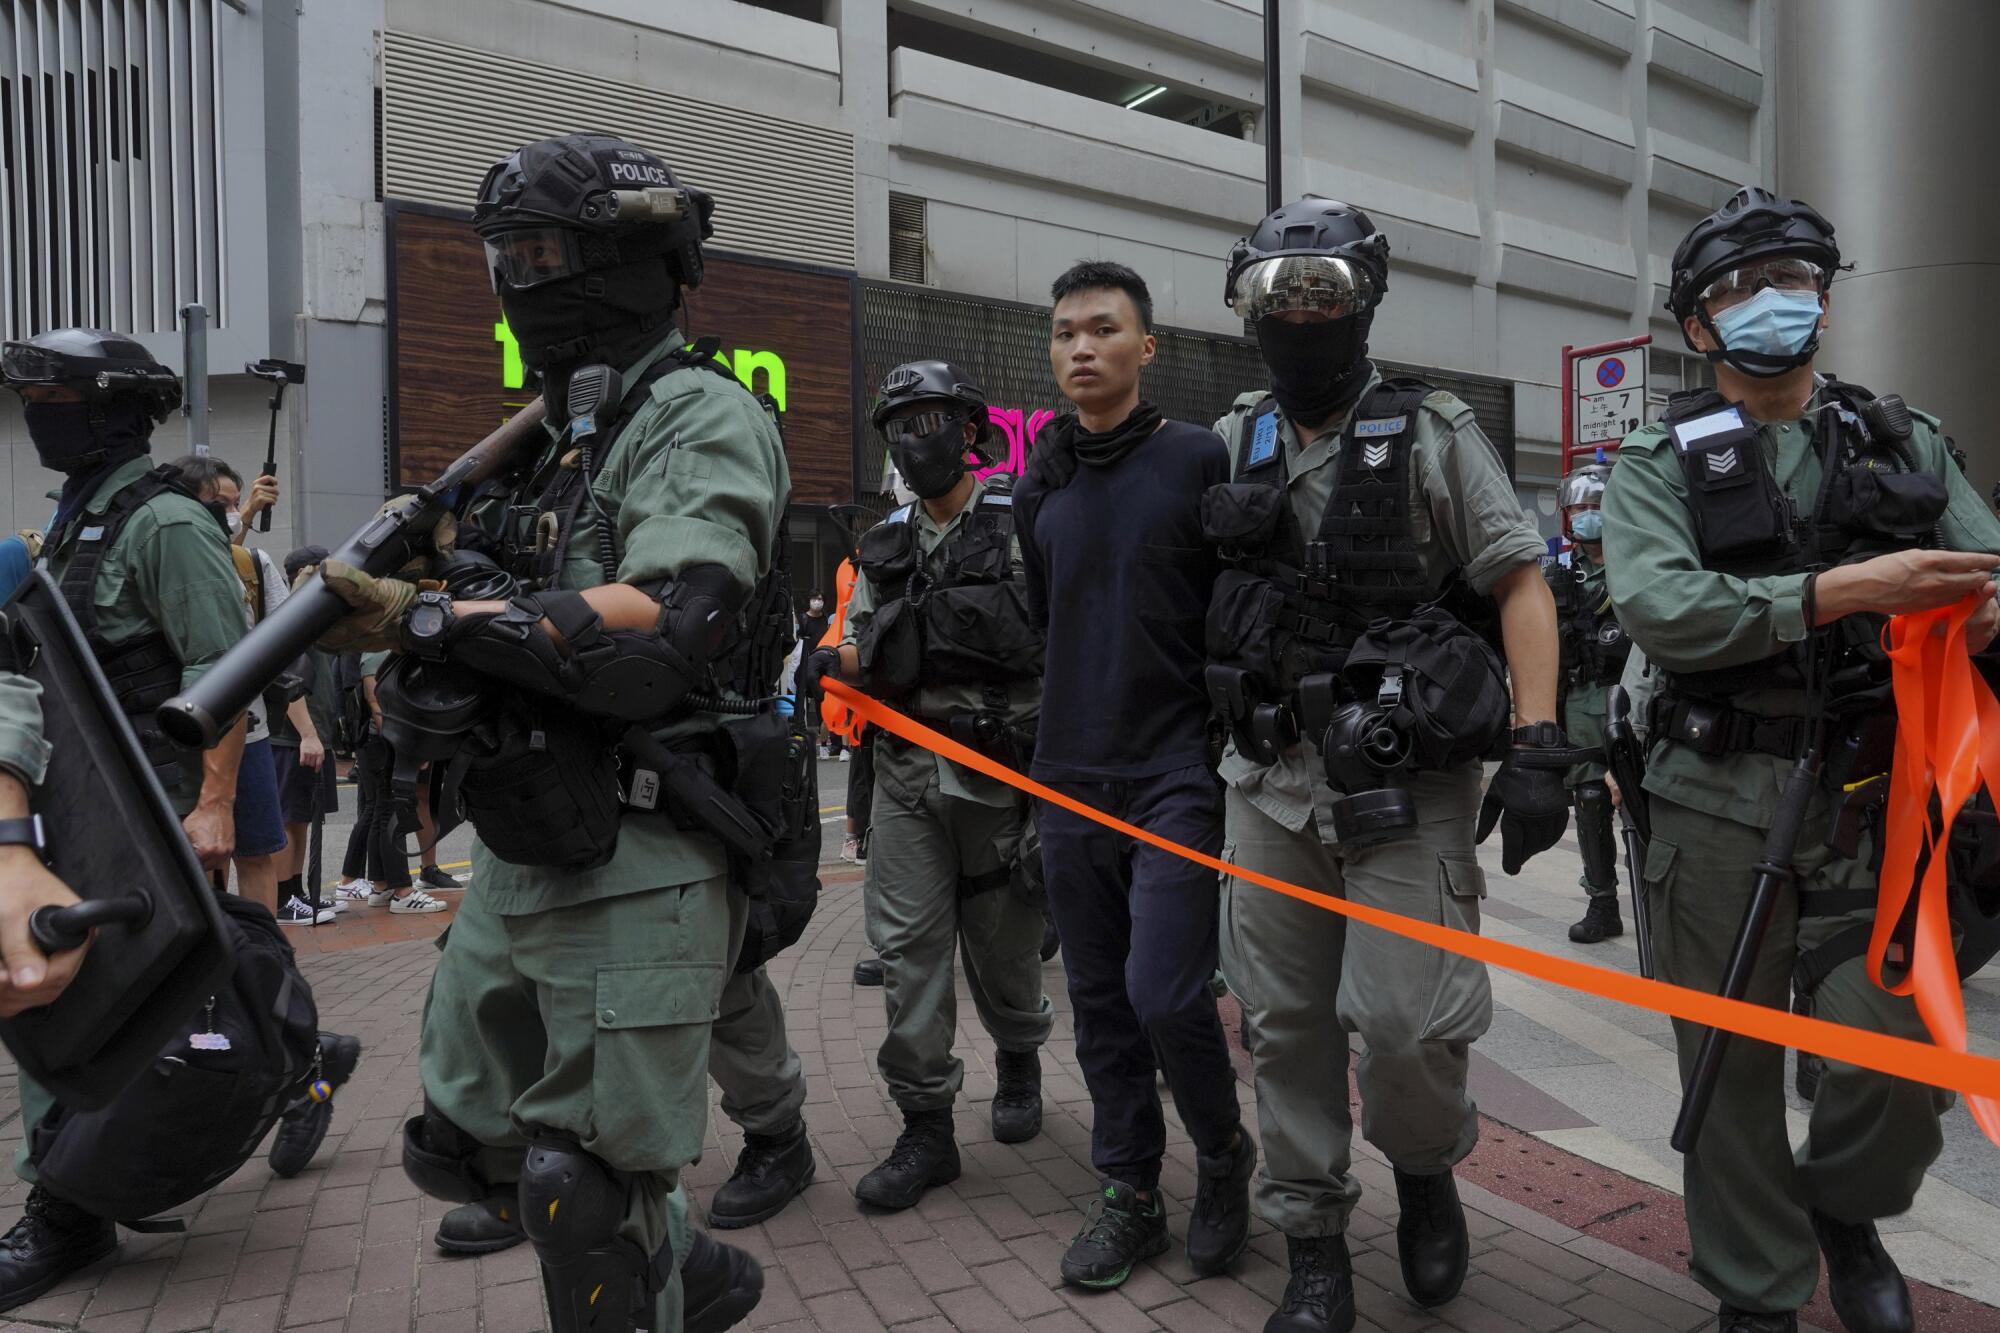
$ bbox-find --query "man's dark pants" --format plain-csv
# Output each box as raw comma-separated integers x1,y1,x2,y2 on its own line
1038,762,1240,1191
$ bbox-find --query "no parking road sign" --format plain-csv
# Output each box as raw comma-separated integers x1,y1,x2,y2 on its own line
1575,349,1646,445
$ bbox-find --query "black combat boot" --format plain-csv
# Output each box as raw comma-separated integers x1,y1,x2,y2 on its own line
1812,1209,1914,1333
0,1186,116,1311
1393,1167,1468,1307
1265,1234,1356,1333
852,956,885,986
707,1120,816,1230
1568,895,1623,944
1187,1128,1256,1276
991,1049,1043,1144
434,1195,526,1255
1718,1305,1799,1332
853,1108,958,1211
680,1229,764,1333
268,1033,364,1178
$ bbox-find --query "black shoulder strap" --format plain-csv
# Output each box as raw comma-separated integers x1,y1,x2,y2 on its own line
1315,378,1429,604
53,466,194,639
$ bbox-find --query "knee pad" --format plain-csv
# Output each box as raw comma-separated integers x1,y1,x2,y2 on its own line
517,1136,663,1333
402,1103,495,1205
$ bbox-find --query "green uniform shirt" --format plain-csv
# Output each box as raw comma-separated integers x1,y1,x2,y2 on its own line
1601,389,2000,828
1210,368,1545,834
842,475,1040,808
0,674,48,786
470,331,790,914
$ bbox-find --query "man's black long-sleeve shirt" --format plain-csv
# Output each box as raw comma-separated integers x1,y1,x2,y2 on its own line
1015,419,1230,781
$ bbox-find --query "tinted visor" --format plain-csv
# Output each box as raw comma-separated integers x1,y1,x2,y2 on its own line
0,341,67,385
881,407,962,441
483,226,587,291
1231,256,1378,321
1558,468,1608,510
1697,257,1825,312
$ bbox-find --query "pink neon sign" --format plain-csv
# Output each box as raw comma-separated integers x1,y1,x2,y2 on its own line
973,406,1059,479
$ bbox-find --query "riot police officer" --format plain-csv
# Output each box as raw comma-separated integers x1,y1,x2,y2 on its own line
1602,187,2000,1333
317,134,781,1332
1545,457,1630,945
0,331,253,1307
799,360,1054,1212
1205,201,1563,1333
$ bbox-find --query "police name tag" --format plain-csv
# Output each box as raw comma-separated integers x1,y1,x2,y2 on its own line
1352,417,1406,438
1245,412,1279,468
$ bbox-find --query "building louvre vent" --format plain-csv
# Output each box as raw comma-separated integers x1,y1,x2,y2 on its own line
888,192,926,284
0,0,233,340
379,30,856,270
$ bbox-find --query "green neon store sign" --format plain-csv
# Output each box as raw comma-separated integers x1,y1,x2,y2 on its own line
494,320,788,411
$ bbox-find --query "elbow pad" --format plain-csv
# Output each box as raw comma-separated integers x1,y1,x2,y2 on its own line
657,562,745,669
445,591,700,721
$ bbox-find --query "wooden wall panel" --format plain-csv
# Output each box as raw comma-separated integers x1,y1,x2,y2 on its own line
388,206,854,504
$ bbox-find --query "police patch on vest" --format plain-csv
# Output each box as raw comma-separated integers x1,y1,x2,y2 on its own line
1669,406,1746,453
1246,412,1279,469
1704,447,1742,476
1361,441,1392,470
1352,417,1406,437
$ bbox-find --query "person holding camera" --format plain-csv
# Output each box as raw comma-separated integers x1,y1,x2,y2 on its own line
1205,202,1560,1333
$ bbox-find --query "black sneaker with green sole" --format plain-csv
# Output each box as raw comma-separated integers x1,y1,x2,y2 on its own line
1060,1179,1169,1290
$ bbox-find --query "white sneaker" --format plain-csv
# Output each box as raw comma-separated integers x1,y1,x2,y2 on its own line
279,895,337,926
841,836,860,863
389,889,447,915
837,750,851,763
368,888,393,907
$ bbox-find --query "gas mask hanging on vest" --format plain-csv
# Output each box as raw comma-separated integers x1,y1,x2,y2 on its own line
500,256,682,376
1255,314,1375,428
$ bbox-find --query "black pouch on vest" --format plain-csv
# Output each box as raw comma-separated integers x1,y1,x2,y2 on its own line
855,598,923,695
857,521,919,590
460,703,623,870
723,709,822,973
1826,466,1949,542
1341,608,1510,772
1205,569,1288,690
1671,407,1791,564
920,583,1044,684
1200,483,1284,556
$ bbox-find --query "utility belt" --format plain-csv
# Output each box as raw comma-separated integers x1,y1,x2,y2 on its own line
1647,692,1812,760
881,709,1037,775
1205,666,1343,767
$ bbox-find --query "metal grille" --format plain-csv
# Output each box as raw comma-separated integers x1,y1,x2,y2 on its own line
381,30,856,270
859,281,1518,488
888,191,925,284
0,0,230,340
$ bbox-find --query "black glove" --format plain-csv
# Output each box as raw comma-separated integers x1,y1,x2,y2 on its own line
1476,746,1573,874
797,646,841,703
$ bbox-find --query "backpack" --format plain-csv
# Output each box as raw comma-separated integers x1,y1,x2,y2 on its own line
29,896,322,1223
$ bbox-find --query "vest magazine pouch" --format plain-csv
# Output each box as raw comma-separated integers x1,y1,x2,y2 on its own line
855,598,922,695
0,572,232,1112
1826,466,1949,542
1341,609,1509,772
857,520,919,589
459,702,622,870
1205,569,1288,690
1671,407,1790,564
920,583,1044,684
1200,483,1284,555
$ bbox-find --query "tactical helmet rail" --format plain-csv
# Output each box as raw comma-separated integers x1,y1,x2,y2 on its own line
1,328,182,420
870,360,994,449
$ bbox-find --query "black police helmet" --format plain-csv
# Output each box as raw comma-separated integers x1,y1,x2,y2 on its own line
473,132,716,291
1668,187,1839,321
1,327,182,421
1224,199,1391,309
870,360,994,448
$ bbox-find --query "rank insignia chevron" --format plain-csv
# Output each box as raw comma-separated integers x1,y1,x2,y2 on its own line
1362,441,1392,469
1705,447,1738,475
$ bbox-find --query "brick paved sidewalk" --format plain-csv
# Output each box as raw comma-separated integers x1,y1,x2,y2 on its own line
0,871,1825,1333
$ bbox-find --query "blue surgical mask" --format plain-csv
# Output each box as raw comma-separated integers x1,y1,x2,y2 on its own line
1712,287,1823,360
1570,509,1604,542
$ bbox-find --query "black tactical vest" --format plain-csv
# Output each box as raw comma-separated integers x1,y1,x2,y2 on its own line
45,464,203,788
1546,558,1630,688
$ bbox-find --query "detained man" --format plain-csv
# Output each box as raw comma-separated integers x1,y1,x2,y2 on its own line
1014,260,1251,1292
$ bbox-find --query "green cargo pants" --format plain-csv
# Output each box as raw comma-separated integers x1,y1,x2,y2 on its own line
11,1073,53,1184
1646,795,1949,1314
1218,767,1490,1237
421,873,742,1333
709,964,807,1136
864,773,1053,1112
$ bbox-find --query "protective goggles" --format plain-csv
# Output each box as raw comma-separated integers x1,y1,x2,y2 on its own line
1558,468,1609,510
880,407,963,441
1230,255,1379,322
0,341,157,392
1696,257,1825,312
483,226,590,291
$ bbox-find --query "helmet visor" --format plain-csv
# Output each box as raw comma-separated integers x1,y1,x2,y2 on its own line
1697,257,1825,313
0,341,67,385
483,227,586,291
880,407,962,441
1231,256,1378,321
1558,468,1608,510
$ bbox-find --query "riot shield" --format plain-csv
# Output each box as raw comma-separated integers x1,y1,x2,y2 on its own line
0,570,233,1109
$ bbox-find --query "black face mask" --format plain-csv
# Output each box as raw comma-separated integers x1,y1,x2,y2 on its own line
889,419,969,500
501,256,681,378
1255,314,1374,428
23,399,153,474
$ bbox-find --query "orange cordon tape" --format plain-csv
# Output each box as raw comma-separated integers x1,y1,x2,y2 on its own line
823,679,2000,1123
1878,595,2000,1143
